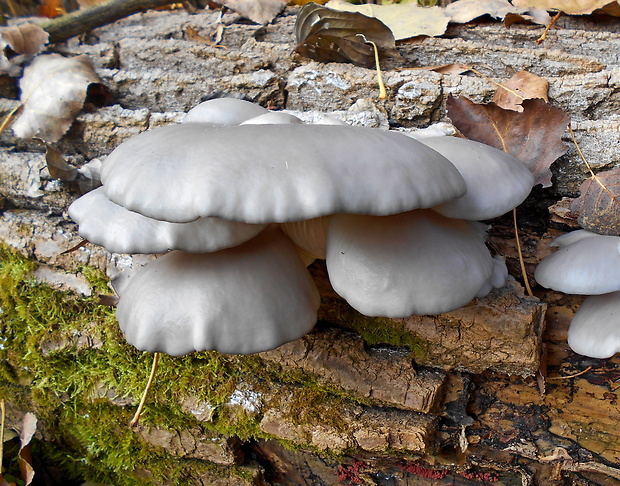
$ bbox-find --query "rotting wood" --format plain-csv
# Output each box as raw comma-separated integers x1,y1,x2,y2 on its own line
311,261,547,376
259,327,448,414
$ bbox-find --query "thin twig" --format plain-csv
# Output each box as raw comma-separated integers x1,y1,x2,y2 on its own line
547,366,592,381
463,66,526,102
129,352,161,427
513,208,533,296
536,11,562,45
569,124,618,203
357,34,386,100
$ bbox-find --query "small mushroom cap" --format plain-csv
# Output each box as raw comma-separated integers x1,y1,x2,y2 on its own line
325,210,497,317
535,234,620,294
568,291,620,358
549,229,598,248
117,228,320,356
101,123,466,224
240,112,303,125
420,136,534,220
182,98,269,125
68,187,266,254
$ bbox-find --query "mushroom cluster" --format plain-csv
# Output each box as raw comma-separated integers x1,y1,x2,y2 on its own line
69,99,534,356
535,230,620,358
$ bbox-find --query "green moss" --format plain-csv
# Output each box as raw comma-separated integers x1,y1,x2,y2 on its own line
0,242,426,483
319,297,430,361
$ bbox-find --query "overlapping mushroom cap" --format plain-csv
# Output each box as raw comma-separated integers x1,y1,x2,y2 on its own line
326,210,502,316
420,136,535,220
100,123,467,224
117,228,320,356
68,187,266,254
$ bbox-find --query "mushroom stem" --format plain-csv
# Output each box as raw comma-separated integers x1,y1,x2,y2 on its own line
129,352,160,427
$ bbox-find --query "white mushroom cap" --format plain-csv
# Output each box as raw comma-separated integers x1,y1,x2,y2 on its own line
535,234,620,294
568,291,620,358
240,112,303,125
68,187,266,254
548,229,598,248
117,228,320,356
420,136,534,220
101,123,467,224
182,98,269,125
325,209,499,317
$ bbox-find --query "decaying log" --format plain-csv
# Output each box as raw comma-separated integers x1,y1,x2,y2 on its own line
1,5,620,485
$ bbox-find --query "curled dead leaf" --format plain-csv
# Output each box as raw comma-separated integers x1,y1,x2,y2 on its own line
18,413,37,486
0,23,49,76
12,54,107,142
447,95,569,187
34,139,102,193
295,3,400,67
571,168,620,235
492,70,549,112
217,0,287,24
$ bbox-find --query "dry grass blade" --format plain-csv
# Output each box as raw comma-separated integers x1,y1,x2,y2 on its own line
129,352,161,427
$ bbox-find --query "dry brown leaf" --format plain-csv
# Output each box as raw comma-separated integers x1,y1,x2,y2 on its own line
0,23,49,75
492,71,549,112
217,0,287,24
295,3,401,67
445,0,519,22
512,0,618,14
446,96,569,187
18,413,37,486
12,54,104,142
571,168,620,235
504,8,555,25
445,0,551,24
326,0,450,39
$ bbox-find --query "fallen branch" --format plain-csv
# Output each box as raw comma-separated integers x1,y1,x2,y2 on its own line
40,0,181,44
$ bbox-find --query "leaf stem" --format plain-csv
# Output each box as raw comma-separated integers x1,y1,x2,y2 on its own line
536,11,562,45
357,34,386,100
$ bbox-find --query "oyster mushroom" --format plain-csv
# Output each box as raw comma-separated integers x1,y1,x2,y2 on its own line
326,209,506,317
68,187,267,254
535,230,620,358
117,228,320,356
419,136,535,221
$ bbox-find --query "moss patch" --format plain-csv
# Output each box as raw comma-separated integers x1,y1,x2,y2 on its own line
319,296,430,361
0,243,375,483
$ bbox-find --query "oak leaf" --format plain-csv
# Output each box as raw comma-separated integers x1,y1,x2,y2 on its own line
12,54,105,142
571,168,620,235
447,96,569,187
